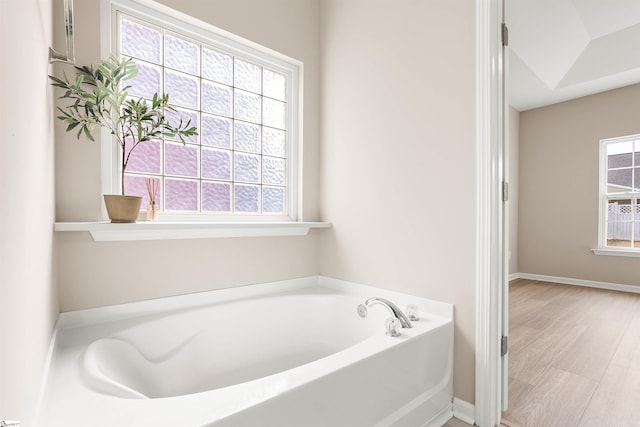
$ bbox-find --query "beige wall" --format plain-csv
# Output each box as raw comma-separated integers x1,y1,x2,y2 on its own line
54,0,323,311
509,107,520,276
318,0,477,403
57,232,320,311
0,0,58,424
519,83,640,286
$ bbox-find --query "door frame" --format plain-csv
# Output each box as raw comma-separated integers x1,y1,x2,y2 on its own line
475,0,506,426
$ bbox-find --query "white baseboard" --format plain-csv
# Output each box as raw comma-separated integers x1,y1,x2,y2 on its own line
453,398,475,425
508,273,520,281
510,272,640,294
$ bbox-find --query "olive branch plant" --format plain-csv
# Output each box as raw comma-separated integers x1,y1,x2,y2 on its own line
50,55,198,195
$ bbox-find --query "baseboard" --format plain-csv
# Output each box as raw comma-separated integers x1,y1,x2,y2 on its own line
452,398,475,425
511,272,640,294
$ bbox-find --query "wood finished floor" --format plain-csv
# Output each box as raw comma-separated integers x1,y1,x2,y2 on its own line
444,417,474,427
501,279,640,427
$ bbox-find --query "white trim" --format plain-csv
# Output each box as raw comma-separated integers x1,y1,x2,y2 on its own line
112,0,302,66
598,134,640,250
99,0,303,221
597,137,607,249
295,62,305,220
453,398,476,426
508,272,520,281
54,221,331,241
514,272,640,294
476,0,504,425
591,248,640,258
100,0,117,220
500,0,510,409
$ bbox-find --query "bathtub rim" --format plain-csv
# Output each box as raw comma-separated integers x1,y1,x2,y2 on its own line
58,275,453,330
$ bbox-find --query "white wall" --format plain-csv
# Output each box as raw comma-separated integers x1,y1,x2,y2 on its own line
0,0,58,424
318,0,477,403
54,0,323,311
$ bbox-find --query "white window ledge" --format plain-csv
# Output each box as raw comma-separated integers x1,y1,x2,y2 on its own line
54,221,331,242
591,248,640,258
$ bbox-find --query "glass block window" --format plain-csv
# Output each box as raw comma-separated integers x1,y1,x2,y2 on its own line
115,12,297,219
599,135,640,250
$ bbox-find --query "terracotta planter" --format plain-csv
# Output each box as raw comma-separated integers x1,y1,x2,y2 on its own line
103,195,142,223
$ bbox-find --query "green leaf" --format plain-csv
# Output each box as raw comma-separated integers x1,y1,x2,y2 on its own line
83,125,95,142
51,55,198,159
66,122,80,132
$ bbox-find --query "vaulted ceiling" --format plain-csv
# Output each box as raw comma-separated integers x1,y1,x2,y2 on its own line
508,0,640,111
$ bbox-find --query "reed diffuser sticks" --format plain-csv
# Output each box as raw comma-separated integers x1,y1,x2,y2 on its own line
145,178,159,221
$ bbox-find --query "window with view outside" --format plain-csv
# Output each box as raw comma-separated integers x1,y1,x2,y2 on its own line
117,13,291,217
602,136,640,249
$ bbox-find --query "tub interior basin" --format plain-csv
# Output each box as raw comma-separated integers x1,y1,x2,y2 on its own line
81,294,383,399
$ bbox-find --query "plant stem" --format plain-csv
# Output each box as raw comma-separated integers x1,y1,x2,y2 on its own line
120,121,127,195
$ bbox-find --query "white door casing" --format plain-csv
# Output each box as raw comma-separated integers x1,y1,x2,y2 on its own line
475,0,507,426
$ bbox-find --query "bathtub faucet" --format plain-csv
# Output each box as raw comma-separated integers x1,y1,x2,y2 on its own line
357,297,413,328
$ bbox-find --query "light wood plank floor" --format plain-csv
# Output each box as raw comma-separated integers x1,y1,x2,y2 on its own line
502,279,640,427
444,417,474,427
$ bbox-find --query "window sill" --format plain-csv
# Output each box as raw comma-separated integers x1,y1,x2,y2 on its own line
54,221,332,242
591,248,640,258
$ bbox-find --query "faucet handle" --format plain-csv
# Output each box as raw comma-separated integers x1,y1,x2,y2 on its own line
406,304,420,321
357,304,368,318
385,317,402,337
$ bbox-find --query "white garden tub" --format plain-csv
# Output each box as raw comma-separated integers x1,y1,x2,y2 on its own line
38,276,453,427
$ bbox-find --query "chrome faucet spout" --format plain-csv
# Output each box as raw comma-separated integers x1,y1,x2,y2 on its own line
362,297,413,328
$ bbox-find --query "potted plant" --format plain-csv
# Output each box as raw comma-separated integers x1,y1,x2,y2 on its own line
50,55,197,222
